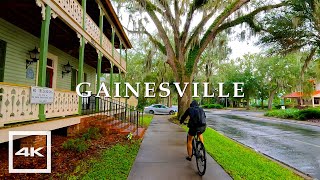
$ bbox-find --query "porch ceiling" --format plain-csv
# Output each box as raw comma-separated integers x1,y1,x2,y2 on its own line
0,0,120,74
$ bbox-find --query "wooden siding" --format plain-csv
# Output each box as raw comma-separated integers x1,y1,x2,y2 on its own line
0,18,96,92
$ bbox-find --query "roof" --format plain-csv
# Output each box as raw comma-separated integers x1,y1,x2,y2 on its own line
283,90,320,98
314,90,320,97
283,92,303,98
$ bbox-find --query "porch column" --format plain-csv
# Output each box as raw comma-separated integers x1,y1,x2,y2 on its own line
312,96,315,107
125,49,128,106
37,5,51,121
78,0,87,115
119,42,122,83
96,6,104,112
110,27,115,98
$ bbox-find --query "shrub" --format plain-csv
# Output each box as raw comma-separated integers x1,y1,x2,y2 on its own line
62,138,89,152
82,127,101,140
296,108,320,120
264,109,299,119
265,108,320,121
202,103,223,109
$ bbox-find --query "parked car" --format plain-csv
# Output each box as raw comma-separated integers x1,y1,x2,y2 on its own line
144,104,177,115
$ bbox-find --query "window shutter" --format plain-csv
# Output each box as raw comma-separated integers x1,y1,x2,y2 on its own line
71,68,77,91
0,40,7,82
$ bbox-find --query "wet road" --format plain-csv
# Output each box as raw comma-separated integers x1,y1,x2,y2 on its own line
205,110,320,179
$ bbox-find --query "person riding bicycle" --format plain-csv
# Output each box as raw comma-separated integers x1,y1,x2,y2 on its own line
180,100,206,161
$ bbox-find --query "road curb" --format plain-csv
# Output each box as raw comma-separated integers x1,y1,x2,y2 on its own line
256,115,320,128
213,128,315,180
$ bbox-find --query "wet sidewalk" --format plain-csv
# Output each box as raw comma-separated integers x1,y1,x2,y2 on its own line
128,115,232,180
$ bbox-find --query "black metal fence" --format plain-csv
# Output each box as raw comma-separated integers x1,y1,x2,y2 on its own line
81,94,144,134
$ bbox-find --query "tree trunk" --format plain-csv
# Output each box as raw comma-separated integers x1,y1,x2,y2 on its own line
246,96,250,110
268,90,276,110
177,75,192,119
261,98,264,109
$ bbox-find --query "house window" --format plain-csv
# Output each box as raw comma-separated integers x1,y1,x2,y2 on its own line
0,40,7,82
315,98,320,105
45,58,54,88
71,68,87,92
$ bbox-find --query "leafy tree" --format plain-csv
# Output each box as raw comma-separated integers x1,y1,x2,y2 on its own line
115,0,285,116
259,0,320,78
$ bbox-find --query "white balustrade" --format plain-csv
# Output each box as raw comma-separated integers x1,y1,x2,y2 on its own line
85,15,100,45
53,0,83,26
45,90,79,118
0,84,39,125
48,0,126,71
102,35,112,55
0,83,79,126
121,58,126,69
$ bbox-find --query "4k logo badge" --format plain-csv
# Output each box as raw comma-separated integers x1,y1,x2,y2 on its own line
9,131,51,173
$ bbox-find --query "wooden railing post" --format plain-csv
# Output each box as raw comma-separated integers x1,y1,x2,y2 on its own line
38,5,51,121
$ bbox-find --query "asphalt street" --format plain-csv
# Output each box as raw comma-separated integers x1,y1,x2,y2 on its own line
205,110,320,179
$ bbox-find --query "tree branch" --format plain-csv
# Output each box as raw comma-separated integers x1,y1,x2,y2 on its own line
156,0,180,57
185,0,250,75
301,48,317,79
185,10,215,51
217,2,286,33
125,27,167,55
136,0,175,63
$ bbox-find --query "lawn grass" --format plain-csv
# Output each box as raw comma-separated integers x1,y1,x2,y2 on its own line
68,141,140,180
140,114,154,127
181,126,303,180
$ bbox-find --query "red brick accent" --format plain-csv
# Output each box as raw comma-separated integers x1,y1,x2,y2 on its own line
67,124,80,137
20,135,47,149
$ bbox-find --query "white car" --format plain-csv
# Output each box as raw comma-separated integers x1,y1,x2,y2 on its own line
144,104,177,115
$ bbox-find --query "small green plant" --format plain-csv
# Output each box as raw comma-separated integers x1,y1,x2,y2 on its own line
62,138,89,153
127,132,133,140
82,127,101,140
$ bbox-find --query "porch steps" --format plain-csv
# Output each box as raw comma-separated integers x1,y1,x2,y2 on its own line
104,120,122,128
133,128,146,138
120,125,137,135
110,122,130,132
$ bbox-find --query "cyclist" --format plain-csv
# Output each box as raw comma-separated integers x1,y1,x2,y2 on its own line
180,100,206,161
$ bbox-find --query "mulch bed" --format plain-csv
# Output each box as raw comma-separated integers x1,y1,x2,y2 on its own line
0,130,129,179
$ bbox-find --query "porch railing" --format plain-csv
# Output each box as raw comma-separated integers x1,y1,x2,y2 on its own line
48,0,126,71
0,83,79,126
81,95,143,135
45,90,78,118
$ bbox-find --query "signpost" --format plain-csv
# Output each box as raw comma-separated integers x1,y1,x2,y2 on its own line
30,86,54,104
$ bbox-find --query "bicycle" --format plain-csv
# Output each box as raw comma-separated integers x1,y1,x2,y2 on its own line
186,129,207,176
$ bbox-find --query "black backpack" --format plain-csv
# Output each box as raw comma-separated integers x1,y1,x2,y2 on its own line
189,107,206,127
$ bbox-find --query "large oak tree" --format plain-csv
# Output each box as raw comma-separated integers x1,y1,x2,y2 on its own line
117,0,285,116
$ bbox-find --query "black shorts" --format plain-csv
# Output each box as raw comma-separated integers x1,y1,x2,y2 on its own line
188,126,206,136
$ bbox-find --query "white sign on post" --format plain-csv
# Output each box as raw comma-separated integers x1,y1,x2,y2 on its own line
30,86,54,104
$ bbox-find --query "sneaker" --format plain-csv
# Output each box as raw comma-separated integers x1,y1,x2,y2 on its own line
186,156,192,161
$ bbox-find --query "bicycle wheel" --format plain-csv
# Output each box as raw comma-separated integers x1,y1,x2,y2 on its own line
195,141,206,176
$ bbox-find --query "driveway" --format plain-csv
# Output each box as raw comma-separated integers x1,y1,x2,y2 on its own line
205,110,320,179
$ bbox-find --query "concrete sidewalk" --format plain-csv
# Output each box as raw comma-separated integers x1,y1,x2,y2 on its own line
128,115,232,180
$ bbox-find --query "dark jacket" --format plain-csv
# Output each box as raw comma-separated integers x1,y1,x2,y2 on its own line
180,101,206,128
